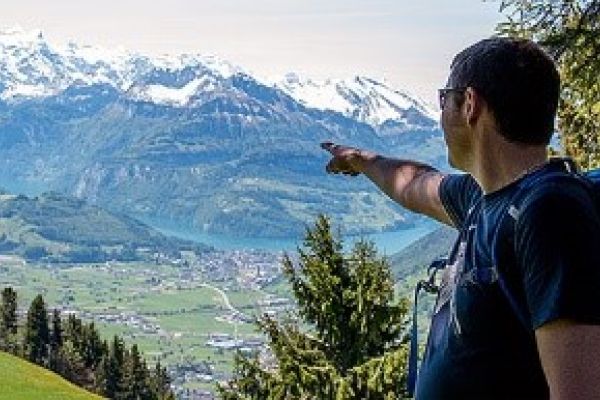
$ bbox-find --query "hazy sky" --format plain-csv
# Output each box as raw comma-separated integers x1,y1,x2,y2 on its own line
0,0,504,104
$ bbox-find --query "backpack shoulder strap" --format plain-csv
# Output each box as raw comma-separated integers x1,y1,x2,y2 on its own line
490,208,530,331
490,158,583,333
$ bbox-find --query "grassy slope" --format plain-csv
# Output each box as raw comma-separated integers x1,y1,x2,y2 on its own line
0,351,104,400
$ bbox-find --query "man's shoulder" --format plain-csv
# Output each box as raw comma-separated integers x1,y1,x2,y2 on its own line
515,172,600,235
439,173,482,228
520,172,596,212
440,173,482,202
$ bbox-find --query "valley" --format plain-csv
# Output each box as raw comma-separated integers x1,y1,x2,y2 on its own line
0,28,456,399
0,224,455,399
0,249,288,399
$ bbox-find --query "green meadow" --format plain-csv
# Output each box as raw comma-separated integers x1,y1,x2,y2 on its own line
0,351,104,400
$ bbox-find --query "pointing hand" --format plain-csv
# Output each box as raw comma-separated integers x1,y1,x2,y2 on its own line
321,142,368,176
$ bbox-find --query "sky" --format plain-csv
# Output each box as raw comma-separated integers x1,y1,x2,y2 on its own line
0,0,504,105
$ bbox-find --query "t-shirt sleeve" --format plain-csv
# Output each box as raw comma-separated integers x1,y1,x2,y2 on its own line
438,173,482,229
515,182,600,329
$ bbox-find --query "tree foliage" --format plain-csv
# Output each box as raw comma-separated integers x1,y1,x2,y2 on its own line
97,336,126,398
0,287,174,399
121,344,154,400
152,360,175,400
0,287,18,352
24,294,50,364
218,215,411,399
50,309,63,351
497,0,600,169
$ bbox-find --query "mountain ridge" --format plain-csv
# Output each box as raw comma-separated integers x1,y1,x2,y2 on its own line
0,26,436,129
0,27,448,239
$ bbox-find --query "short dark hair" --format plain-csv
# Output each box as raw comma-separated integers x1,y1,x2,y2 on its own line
450,37,560,145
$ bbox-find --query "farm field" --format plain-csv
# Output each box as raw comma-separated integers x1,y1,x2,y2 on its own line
0,250,291,398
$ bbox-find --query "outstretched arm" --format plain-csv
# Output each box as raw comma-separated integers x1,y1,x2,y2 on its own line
321,142,453,227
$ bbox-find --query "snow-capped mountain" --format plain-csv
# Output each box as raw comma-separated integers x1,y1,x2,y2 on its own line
0,27,446,238
0,26,127,98
0,26,242,105
274,73,438,127
0,26,435,128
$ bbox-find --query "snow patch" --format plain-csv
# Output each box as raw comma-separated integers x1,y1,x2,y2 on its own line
0,84,56,100
131,76,217,106
273,73,438,127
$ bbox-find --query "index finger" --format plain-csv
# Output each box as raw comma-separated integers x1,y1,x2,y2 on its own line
320,141,336,153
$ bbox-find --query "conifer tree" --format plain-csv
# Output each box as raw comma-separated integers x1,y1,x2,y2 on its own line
139,357,155,400
121,344,153,400
120,347,134,400
497,0,600,169
153,360,174,400
64,314,84,354
24,294,50,365
81,322,104,370
0,287,18,352
56,339,89,387
103,335,126,399
48,309,63,372
218,216,411,399
96,354,111,395
50,309,63,350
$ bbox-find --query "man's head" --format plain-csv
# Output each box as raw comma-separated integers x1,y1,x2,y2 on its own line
441,37,560,168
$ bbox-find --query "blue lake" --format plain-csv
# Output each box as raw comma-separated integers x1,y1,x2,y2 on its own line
154,220,440,255
0,178,441,255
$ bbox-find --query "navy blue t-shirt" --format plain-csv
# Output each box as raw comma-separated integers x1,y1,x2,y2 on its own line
415,161,600,399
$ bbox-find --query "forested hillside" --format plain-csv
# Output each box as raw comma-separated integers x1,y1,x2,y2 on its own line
0,189,208,263
0,288,175,399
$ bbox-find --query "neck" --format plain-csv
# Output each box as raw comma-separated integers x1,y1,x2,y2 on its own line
469,133,548,194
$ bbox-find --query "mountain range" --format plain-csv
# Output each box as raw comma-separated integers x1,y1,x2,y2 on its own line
0,27,447,239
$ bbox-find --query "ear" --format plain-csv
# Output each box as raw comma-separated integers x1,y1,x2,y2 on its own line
462,87,483,126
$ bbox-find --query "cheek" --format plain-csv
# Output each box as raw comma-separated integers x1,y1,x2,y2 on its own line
441,114,452,144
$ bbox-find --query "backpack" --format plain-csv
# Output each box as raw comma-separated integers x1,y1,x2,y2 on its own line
407,158,600,397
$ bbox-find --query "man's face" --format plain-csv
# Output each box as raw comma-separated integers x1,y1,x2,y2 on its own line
440,74,471,171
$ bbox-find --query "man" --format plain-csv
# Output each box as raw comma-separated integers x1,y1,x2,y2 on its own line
322,38,600,399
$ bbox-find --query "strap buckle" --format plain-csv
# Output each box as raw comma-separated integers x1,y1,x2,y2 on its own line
417,257,446,294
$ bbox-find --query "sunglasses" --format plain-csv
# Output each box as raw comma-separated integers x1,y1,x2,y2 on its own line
438,87,467,109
